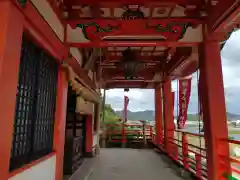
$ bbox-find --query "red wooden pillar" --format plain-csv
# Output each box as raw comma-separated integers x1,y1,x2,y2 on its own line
155,87,163,145
85,115,93,157
0,2,24,179
53,68,68,180
199,41,230,180
163,80,175,154
95,103,101,154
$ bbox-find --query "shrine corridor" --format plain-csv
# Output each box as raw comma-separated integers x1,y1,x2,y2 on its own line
86,149,185,180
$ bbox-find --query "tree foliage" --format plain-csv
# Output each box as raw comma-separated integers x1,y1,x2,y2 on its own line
100,104,120,123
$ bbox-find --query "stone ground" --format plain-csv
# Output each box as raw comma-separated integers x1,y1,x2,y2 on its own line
86,148,186,180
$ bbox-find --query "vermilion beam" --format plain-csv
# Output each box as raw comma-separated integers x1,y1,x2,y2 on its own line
69,18,201,26
103,55,162,62
100,63,159,67
106,81,150,88
214,7,240,33
103,75,155,80
165,47,192,74
68,41,199,48
175,59,199,77
68,19,201,41
206,0,239,32
102,70,155,79
107,50,166,53
106,79,156,82
64,0,202,6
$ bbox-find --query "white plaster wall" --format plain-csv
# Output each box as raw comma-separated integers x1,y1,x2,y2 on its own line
70,47,83,65
171,5,186,17
88,71,93,80
179,24,203,42
67,24,89,42
93,133,99,147
30,0,64,42
9,155,56,180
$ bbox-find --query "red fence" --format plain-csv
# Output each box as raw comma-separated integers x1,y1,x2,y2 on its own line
152,130,240,180
102,123,153,143
101,122,240,179
219,139,240,179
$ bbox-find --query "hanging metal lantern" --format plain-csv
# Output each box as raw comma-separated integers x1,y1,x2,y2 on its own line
122,6,144,20
120,48,140,79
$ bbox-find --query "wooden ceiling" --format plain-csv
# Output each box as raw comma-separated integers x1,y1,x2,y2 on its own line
61,0,212,19
48,0,239,89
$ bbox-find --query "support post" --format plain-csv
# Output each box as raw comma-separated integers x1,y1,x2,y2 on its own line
142,122,147,147
155,87,163,145
121,123,126,148
0,2,24,179
172,91,179,161
199,41,230,180
149,126,153,139
95,103,101,155
101,89,106,148
182,133,189,170
163,80,175,154
195,153,202,179
53,68,68,180
85,115,94,157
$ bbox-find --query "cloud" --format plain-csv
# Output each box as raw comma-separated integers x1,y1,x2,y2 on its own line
104,89,155,112
103,30,240,114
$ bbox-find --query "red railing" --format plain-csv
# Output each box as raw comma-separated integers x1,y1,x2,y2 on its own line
102,122,240,179
173,131,207,179
103,123,153,143
219,139,240,179
152,130,240,180
151,130,207,179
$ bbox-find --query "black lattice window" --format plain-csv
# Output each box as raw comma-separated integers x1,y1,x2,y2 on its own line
10,35,58,171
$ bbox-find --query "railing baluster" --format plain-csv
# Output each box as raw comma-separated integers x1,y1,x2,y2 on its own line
195,153,202,179
121,123,126,147
182,133,189,170
150,126,153,139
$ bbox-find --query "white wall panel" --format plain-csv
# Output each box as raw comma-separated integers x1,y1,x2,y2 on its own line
9,155,56,180
31,0,64,42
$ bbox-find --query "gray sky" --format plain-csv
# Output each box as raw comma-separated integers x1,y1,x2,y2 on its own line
103,30,240,114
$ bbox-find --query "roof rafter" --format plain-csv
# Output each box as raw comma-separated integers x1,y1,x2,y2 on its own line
164,47,192,74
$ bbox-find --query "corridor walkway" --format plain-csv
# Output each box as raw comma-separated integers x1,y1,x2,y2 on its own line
87,148,186,180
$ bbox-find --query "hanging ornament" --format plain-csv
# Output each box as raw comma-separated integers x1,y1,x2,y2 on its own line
122,6,144,20
17,0,28,7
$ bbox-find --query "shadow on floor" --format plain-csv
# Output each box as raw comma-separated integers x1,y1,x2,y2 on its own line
86,148,193,180
63,156,98,180
154,150,193,178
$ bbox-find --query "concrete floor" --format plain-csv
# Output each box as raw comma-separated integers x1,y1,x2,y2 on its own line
87,148,185,180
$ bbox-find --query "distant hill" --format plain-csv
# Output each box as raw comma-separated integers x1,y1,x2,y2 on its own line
115,110,240,121
116,110,154,121
227,112,240,121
